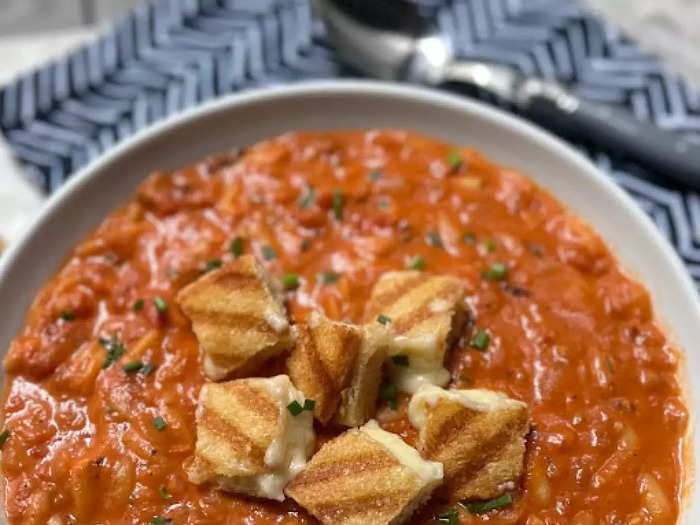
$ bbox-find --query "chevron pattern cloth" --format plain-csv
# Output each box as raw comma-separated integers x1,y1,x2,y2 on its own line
2,0,700,287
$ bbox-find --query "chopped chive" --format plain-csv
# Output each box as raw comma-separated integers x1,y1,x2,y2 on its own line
482,262,508,281
461,493,513,514
100,335,126,368
282,273,300,290
60,310,75,321
152,296,168,314
406,255,426,271
425,231,443,248
205,259,222,271
153,416,167,431
157,485,171,501
447,151,463,172
123,360,143,373
133,299,144,311
230,236,244,258
367,169,382,181
435,507,459,524
140,362,155,376
151,517,172,525
379,382,398,410
377,314,391,325
287,400,304,416
483,237,497,253
391,355,410,367
463,232,476,245
332,189,344,221
319,271,340,284
303,399,316,412
470,329,490,351
298,184,316,209
0,429,10,448
261,245,276,261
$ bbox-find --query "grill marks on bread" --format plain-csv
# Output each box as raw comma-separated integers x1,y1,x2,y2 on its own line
286,421,443,525
408,386,529,501
176,255,292,380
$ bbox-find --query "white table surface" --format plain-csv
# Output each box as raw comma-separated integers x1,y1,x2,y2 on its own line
1,2,699,249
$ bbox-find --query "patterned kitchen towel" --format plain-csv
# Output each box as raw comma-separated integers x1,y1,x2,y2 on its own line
1,0,700,285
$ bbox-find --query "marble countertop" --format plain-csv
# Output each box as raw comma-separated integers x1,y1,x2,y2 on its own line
1,2,699,249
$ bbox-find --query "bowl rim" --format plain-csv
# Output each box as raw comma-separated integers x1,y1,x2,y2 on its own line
0,79,697,520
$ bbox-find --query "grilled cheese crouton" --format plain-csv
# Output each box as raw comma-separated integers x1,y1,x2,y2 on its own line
286,420,443,525
187,375,315,501
334,325,390,427
364,271,466,393
287,311,363,424
408,385,529,501
176,255,293,380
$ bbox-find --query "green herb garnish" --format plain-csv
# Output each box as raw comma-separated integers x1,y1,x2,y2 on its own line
261,245,276,261
425,232,443,248
379,382,398,410
150,517,172,525
303,399,316,412
463,232,476,245
152,296,168,314
377,314,391,325
461,493,513,514
367,169,382,181
0,429,10,448
406,255,426,271
470,329,490,351
157,485,171,501
483,237,497,253
140,362,155,376
205,259,222,271
481,262,508,281
230,236,244,258
100,334,126,368
123,360,143,373
133,299,144,311
447,151,463,172
60,310,75,321
332,189,344,221
287,400,304,416
153,416,167,431
391,355,409,367
298,184,316,209
282,273,300,290
435,507,459,524
319,271,340,284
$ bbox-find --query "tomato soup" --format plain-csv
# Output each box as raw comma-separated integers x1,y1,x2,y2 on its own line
1,131,687,524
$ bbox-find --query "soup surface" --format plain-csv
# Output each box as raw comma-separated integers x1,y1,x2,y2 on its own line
1,130,687,524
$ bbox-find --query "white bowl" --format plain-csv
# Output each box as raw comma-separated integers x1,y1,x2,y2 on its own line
0,80,696,521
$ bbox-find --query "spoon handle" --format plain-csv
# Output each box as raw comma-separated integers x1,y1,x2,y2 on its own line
513,78,700,189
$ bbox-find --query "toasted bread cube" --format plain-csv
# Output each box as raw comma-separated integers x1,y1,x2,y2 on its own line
363,271,466,393
176,255,293,380
287,311,363,424
408,385,529,501
286,420,443,525
334,325,390,427
186,375,315,501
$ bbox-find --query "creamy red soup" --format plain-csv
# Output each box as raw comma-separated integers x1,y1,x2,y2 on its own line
1,130,687,524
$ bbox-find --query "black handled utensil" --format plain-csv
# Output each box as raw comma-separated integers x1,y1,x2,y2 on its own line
315,0,700,189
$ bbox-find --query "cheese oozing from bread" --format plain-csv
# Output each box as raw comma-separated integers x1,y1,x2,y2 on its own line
408,385,529,501
187,375,315,501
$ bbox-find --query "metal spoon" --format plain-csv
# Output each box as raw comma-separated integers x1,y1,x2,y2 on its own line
315,0,700,189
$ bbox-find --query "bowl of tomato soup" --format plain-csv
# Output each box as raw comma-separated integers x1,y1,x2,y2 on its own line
0,81,696,524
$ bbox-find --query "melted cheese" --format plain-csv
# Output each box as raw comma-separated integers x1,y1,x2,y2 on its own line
218,375,315,501
408,384,527,429
361,420,443,484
